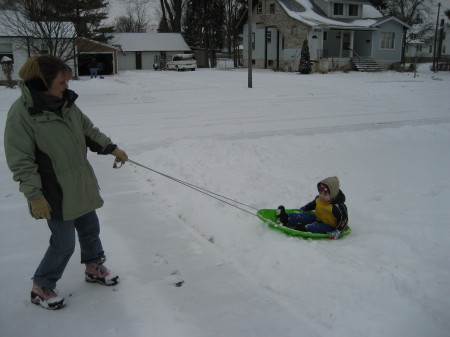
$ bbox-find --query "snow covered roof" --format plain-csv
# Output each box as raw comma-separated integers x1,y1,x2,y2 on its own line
111,33,191,52
0,11,76,38
277,0,407,30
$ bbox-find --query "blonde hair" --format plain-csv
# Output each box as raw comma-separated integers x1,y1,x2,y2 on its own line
19,55,72,90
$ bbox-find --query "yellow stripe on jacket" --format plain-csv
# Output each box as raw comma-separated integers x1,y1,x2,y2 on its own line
314,198,337,228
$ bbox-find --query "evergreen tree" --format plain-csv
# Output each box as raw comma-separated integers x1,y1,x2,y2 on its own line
52,0,115,42
182,0,225,67
158,0,183,33
298,39,312,74
182,1,201,47
11,0,115,42
0,0,115,61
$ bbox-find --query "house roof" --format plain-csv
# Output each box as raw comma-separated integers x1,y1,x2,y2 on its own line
110,33,191,52
277,0,407,30
0,11,76,37
372,16,411,29
77,38,118,52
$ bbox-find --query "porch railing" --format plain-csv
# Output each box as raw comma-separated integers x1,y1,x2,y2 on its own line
347,47,362,67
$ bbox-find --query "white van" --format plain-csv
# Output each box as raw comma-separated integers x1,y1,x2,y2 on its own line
165,54,197,71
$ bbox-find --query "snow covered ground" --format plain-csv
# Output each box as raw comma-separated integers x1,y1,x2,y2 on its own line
1,65,449,337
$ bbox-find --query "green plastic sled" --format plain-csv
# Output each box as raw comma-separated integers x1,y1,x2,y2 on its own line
256,209,351,239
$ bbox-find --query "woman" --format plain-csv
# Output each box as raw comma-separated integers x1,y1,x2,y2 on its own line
4,55,128,310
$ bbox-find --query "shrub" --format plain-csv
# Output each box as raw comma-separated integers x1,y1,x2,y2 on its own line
298,39,312,74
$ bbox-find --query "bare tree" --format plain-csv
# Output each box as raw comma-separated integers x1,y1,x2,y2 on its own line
0,1,77,62
158,0,185,32
114,1,152,32
224,0,246,65
383,0,436,62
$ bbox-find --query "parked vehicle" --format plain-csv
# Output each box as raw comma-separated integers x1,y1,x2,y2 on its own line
165,54,197,71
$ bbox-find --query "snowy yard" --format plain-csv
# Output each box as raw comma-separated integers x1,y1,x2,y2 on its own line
1,65,449,337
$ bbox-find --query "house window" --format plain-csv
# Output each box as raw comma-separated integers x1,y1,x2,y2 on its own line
257,2,262,14
270,4,275,14
333,3,344,16
429,45,432,53
0,42,14,63
252,32,255,50
323,31,328,41
267,31,272,43
348,4,358,16
380,32,395,49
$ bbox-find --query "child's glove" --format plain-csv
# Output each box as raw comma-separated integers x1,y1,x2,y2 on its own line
329,230,340,240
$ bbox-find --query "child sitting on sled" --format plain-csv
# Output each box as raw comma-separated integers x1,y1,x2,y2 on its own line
277,176,348,239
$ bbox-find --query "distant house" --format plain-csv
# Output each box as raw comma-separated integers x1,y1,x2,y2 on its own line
243,0,410,72
110,33,192,71
404,40,434,63
404,18,450,65
0,17,76,81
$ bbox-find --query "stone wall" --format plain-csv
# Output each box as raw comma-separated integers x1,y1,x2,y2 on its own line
253,0,309,49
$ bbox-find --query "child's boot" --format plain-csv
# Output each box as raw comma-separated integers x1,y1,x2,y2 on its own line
276,205,289,225
85,262,119,286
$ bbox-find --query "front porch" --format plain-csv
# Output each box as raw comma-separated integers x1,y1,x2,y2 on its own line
311,29,374,60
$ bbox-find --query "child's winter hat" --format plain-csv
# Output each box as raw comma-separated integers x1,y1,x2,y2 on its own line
317,176,340,201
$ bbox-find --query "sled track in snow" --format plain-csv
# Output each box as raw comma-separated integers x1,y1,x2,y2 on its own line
127,116,450,152
209,116,450,140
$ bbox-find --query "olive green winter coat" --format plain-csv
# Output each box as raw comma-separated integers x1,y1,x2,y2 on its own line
4,82,115,221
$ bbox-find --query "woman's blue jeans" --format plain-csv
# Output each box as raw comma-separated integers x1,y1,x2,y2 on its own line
90,68,97,78
33,211,105,289
287,212,335,233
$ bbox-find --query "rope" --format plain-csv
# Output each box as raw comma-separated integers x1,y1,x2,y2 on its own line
115,159,259,216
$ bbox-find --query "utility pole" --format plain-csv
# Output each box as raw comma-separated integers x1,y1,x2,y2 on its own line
432,2,441,73
248,0,252,88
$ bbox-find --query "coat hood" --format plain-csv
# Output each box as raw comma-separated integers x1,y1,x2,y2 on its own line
318,176,340,201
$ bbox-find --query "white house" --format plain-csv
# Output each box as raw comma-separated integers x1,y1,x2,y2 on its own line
404,39,434,62
243,0,410,72
439,20,450,61
111,33,192,71
0,15,76,81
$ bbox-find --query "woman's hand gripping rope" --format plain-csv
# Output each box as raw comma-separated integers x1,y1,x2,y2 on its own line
112,148,128,165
